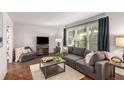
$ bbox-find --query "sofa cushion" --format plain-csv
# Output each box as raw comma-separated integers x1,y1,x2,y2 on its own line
76,59,94,73
68,47,73,54
72,47,86,57
20,52,36,62
63,54,82,61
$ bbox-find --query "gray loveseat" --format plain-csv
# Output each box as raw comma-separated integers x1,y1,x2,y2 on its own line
19,46,36,62
63,47,111,80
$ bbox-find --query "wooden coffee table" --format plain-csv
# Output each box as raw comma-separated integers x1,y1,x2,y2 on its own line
39,59,65,79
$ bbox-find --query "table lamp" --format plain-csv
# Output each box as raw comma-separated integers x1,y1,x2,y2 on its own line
116,36,124,62
55,38,62,53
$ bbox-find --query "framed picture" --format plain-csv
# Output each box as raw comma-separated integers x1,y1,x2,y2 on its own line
0,12,3,48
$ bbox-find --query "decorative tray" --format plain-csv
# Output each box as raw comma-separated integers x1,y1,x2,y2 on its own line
41,56,54,62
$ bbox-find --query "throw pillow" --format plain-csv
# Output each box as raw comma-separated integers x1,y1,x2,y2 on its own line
62,47,68,54
26,49,32,53
100,51,113,61
15,47,24,62
85,52,95,64
89,51,106,66
96,51,106,61
22,49,28,54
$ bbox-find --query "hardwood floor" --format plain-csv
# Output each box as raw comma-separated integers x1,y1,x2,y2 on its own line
4,58,40,80
4,58,124,80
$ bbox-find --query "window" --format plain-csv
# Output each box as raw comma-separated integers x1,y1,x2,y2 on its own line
76,28,87,48
67,30,75,46
67,21,98,50
88,25,98,50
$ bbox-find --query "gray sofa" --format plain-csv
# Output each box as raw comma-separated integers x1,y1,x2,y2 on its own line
19,46,36,62
63,47,111,80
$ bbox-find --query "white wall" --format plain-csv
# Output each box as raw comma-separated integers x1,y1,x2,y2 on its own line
14,24,63,53
106,13,124,57
0,13,13,79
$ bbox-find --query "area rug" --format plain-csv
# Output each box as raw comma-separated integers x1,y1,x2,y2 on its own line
30,64,85,80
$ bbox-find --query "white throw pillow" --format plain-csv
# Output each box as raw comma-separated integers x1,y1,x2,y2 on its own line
26,49,32,52
22,49,28,54
62,47,68,53
85,52,95,64
15,47,24,62
23,49,31,54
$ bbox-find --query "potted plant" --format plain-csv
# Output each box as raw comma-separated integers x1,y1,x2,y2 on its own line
55,53,63,62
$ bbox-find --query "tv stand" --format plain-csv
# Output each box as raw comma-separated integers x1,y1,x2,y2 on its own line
36,44,49,56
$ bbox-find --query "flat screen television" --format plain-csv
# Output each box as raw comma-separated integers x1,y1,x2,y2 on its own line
37,37,49,44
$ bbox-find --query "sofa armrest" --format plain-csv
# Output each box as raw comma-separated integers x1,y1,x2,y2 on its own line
95,60,110,80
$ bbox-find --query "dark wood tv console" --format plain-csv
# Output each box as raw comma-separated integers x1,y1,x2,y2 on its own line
36,44,49,56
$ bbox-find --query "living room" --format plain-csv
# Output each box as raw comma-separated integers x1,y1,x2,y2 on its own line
1,0,124,93
1,12,124,80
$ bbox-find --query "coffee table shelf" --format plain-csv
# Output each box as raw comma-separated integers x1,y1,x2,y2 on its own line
40,59,65,79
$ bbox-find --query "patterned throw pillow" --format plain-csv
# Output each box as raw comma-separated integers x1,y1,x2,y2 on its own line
85,52,95,64
15,47,24,62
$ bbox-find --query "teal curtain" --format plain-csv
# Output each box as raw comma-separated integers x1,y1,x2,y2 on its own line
63,28,67,46
98,17,109,51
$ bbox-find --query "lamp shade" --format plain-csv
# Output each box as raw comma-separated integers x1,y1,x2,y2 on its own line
116,36,124,48
55,38,62,42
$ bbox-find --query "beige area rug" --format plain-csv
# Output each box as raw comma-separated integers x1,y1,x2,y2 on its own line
30,64,85,80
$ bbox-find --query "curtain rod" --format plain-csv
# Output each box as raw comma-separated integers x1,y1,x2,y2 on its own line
65,19,98,29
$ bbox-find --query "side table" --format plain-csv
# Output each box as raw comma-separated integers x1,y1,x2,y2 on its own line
109,61,124,78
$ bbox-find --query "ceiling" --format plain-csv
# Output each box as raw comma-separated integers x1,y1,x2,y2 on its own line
8,12,101,27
